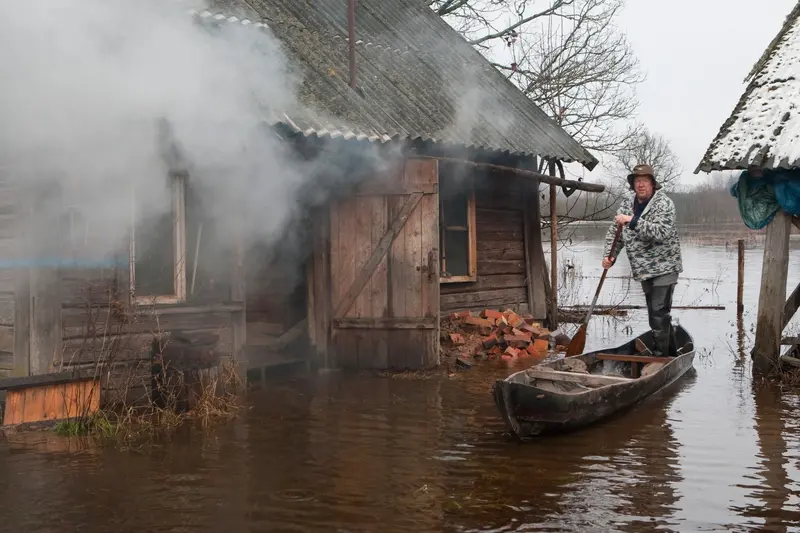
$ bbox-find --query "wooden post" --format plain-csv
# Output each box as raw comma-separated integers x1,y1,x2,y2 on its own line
736,240,746,367
737,239,745,318
13,199,32,377
309,206,332,369
752,210,791,374
230,214,247,383
523,179,547,319
13,186,63,376
29,267,61,375
549,183,558,329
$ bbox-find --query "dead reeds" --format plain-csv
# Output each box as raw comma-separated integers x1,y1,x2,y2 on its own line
48,282,244,448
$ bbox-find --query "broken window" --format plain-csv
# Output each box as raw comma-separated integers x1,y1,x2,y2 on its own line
131,173,187,304
439,175,476,283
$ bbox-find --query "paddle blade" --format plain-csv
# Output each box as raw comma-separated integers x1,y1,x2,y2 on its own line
565,323,587,357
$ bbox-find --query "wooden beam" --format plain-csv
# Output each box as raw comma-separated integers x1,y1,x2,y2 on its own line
563,304,726,311
525,368,632,386
333,192,422,319
29,267,61,375
782,279,800,331
523,180,547,319
596,353,673,364
549,182,558,329
415,156,606,192
0,369,97,391
780,353,800,369
230,210,246,381
753,210,792,374
13,264,30,377
263,319,307,351
332,317,437,329
312,207,332,368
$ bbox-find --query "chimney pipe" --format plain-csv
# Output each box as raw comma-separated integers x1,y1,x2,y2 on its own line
348,0,356,89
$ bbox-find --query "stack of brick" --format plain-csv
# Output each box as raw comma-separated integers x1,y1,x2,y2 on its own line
445,308,562,363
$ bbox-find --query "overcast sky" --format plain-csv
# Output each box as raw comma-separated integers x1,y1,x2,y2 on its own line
616,0,797,187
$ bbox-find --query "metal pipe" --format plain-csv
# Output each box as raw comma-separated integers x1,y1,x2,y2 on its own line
550,181,558,329
348,0,357,89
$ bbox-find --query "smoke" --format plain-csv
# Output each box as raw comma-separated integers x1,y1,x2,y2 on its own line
0,0,530,302
0,0,330,279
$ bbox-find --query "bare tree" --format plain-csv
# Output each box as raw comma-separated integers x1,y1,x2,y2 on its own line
431,0,645,154
615,125,683,191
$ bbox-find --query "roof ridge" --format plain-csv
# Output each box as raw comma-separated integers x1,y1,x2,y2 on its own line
745,1,800,83
156,1,598,168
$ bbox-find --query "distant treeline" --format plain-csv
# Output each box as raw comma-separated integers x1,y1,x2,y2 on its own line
541,173,742,225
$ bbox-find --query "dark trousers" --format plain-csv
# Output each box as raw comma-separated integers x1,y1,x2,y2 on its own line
641,281,677,357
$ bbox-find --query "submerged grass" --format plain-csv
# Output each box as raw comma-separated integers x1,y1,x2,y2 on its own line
49,360,245,450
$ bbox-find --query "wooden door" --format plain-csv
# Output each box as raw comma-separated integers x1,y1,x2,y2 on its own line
330,159,439,370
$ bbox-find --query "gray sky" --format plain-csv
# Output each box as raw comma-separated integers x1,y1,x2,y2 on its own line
616,0,797,187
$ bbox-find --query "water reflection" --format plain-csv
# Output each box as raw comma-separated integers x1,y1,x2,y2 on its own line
731,382,800,531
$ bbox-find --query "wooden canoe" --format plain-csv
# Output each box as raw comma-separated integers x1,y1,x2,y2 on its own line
491,325,695,441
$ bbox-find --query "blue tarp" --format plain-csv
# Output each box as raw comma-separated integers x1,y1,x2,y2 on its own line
730,169,800,229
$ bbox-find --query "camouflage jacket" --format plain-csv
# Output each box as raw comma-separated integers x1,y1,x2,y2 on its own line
603,189,683,282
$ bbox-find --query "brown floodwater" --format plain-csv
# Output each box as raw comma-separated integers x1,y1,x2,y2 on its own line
2,226,800,533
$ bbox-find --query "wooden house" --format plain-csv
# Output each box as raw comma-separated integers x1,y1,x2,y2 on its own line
696,2,800,374
2,0,604,391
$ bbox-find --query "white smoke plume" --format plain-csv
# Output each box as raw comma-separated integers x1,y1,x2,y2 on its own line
0,0,339,281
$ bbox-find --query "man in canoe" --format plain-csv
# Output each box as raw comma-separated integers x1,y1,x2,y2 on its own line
601,164,683,357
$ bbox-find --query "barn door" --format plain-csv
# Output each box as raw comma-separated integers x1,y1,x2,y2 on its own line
330,159,439,370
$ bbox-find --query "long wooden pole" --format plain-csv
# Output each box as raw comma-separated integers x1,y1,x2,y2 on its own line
550,183,558,329
563,304,726,311
415,156,606,193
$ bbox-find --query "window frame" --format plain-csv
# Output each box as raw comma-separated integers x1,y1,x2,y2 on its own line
129,172,188,305
439,185,477,284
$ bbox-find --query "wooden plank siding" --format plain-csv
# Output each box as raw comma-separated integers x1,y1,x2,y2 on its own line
440,174,532,315
0,176,18,376
327,159,440,370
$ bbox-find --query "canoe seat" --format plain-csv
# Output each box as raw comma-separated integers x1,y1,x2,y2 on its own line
525,368,632,388
596,353,672,364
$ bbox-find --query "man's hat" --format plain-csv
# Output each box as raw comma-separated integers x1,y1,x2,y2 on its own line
627,163,661,190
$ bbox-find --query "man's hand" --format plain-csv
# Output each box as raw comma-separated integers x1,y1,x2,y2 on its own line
602,257,615,269
615,214,633,225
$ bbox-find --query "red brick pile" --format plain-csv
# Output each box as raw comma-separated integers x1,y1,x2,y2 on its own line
443,308,557,363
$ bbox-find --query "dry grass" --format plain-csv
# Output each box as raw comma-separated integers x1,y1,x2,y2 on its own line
43,285,245,449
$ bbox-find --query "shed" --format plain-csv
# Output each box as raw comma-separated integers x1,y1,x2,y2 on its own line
2,0,604,393
696,1,800,373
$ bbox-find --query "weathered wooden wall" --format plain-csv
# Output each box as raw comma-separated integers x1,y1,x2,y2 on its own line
6,189,243,402
440,172,542,316
58,264,240,404
0,176,15,376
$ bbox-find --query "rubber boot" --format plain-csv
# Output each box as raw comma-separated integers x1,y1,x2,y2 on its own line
647,284,676,357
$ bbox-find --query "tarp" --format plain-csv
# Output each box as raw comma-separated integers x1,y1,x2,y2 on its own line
730,169,800,229
730,171,780,229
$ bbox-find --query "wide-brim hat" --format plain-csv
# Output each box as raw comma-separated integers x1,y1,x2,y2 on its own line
627,163,661,190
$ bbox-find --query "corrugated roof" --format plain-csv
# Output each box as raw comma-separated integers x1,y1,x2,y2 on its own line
193,0,599,170
696,2,800,173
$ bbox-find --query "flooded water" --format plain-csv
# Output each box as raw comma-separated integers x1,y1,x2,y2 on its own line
3,225,800,532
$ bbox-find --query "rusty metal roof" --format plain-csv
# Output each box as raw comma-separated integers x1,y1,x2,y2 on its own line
696,2,800,173
194,0,599,170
